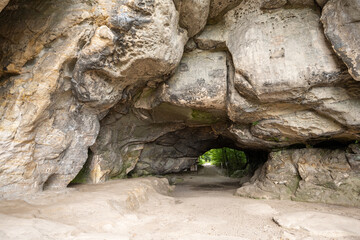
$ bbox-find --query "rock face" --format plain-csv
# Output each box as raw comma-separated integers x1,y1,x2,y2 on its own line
0,0,186,199
0,0,8,12
208,0,243,23
321,0,360,81
236,144,360,207
0,0,360,206
158,50,227,110
225,0,360,149
174,0,211,37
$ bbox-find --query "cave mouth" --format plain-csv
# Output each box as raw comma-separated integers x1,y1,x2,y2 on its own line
197,147,250,178
68,126,269,187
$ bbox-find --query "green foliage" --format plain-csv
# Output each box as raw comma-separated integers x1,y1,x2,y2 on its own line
191,109,218,124
252,121,259,126
198,148,249,177
70,166,88,184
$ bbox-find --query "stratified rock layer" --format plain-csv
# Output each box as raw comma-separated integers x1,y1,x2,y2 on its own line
236,144,360,207
0,0,359,204
321,0,360,81
0,0,186,198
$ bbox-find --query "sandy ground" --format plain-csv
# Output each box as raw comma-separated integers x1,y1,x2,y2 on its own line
0,165,360,240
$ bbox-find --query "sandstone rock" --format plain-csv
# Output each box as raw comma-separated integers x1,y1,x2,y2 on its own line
0,0,8,13
158,50,228,110
86,109,186,183
194,21,227,50
302,84,360,128
261,0,287,9
72,0,187,109
225,0,342,102
0,0,186,198
236,146,360,207
208,0,243,23
287,0,316,7
229,124,287,149
87,99,229,182
316,0,328,7
174,0,211,37
0,0,100,198
321,0,360,81
224,0,359,149
133,127,219,175
184,38,198,52
250,111,343,142
0,0,360,205
273,212,360,238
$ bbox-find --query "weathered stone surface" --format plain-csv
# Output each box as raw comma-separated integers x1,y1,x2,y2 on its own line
174,0,211,37
194,21,227,50
133,127,219,175
0,0,100,199
72,0,187,109
0,0,186,198
316,0,328,7
236,146,360,207
274,212,360,238
208,0,243,23
86,108,186,183
0,0,8,12
158,50,228,110
224,0,360,149
261,0,287,9
287,0,316,7
250,111,343,142
0,0,360,205
86,99,230,183
321,0,360,81
225,0,342,102
184,38,197,53
302,82,360,128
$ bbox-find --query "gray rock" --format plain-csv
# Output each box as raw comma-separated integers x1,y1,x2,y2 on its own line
316,0,328,7
273,211,360,238
225,0,342,103
0,0,187,198
208,0,243,23
261,0,287,9
194,21,227,50
159,50,228,110
174,0,211,37
321,0,360,81
236,146,360,207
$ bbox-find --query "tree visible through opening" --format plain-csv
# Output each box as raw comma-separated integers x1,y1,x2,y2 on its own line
198,148,250,178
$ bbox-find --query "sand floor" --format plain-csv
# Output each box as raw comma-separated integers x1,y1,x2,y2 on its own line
0,166,360,240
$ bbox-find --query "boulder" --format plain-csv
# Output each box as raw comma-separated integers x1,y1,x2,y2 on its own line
224,0,359,148
208,0,243,23
194,21,227,50
158,50,228,110
174,0,211,37
321,0,360,81
225,0,342,103
236,146,360,207
0,0,186,198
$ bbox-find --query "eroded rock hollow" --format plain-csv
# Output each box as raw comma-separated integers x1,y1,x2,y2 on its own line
0,0,359,206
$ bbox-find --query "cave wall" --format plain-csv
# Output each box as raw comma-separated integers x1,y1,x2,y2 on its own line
0,0,359,203
237,144,360,207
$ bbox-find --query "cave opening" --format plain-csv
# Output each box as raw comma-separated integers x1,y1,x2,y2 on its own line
197,148,249,178
68,126,269,189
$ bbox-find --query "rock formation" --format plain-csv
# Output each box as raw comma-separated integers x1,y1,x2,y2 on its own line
236,144,360,207
0,0,359,206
